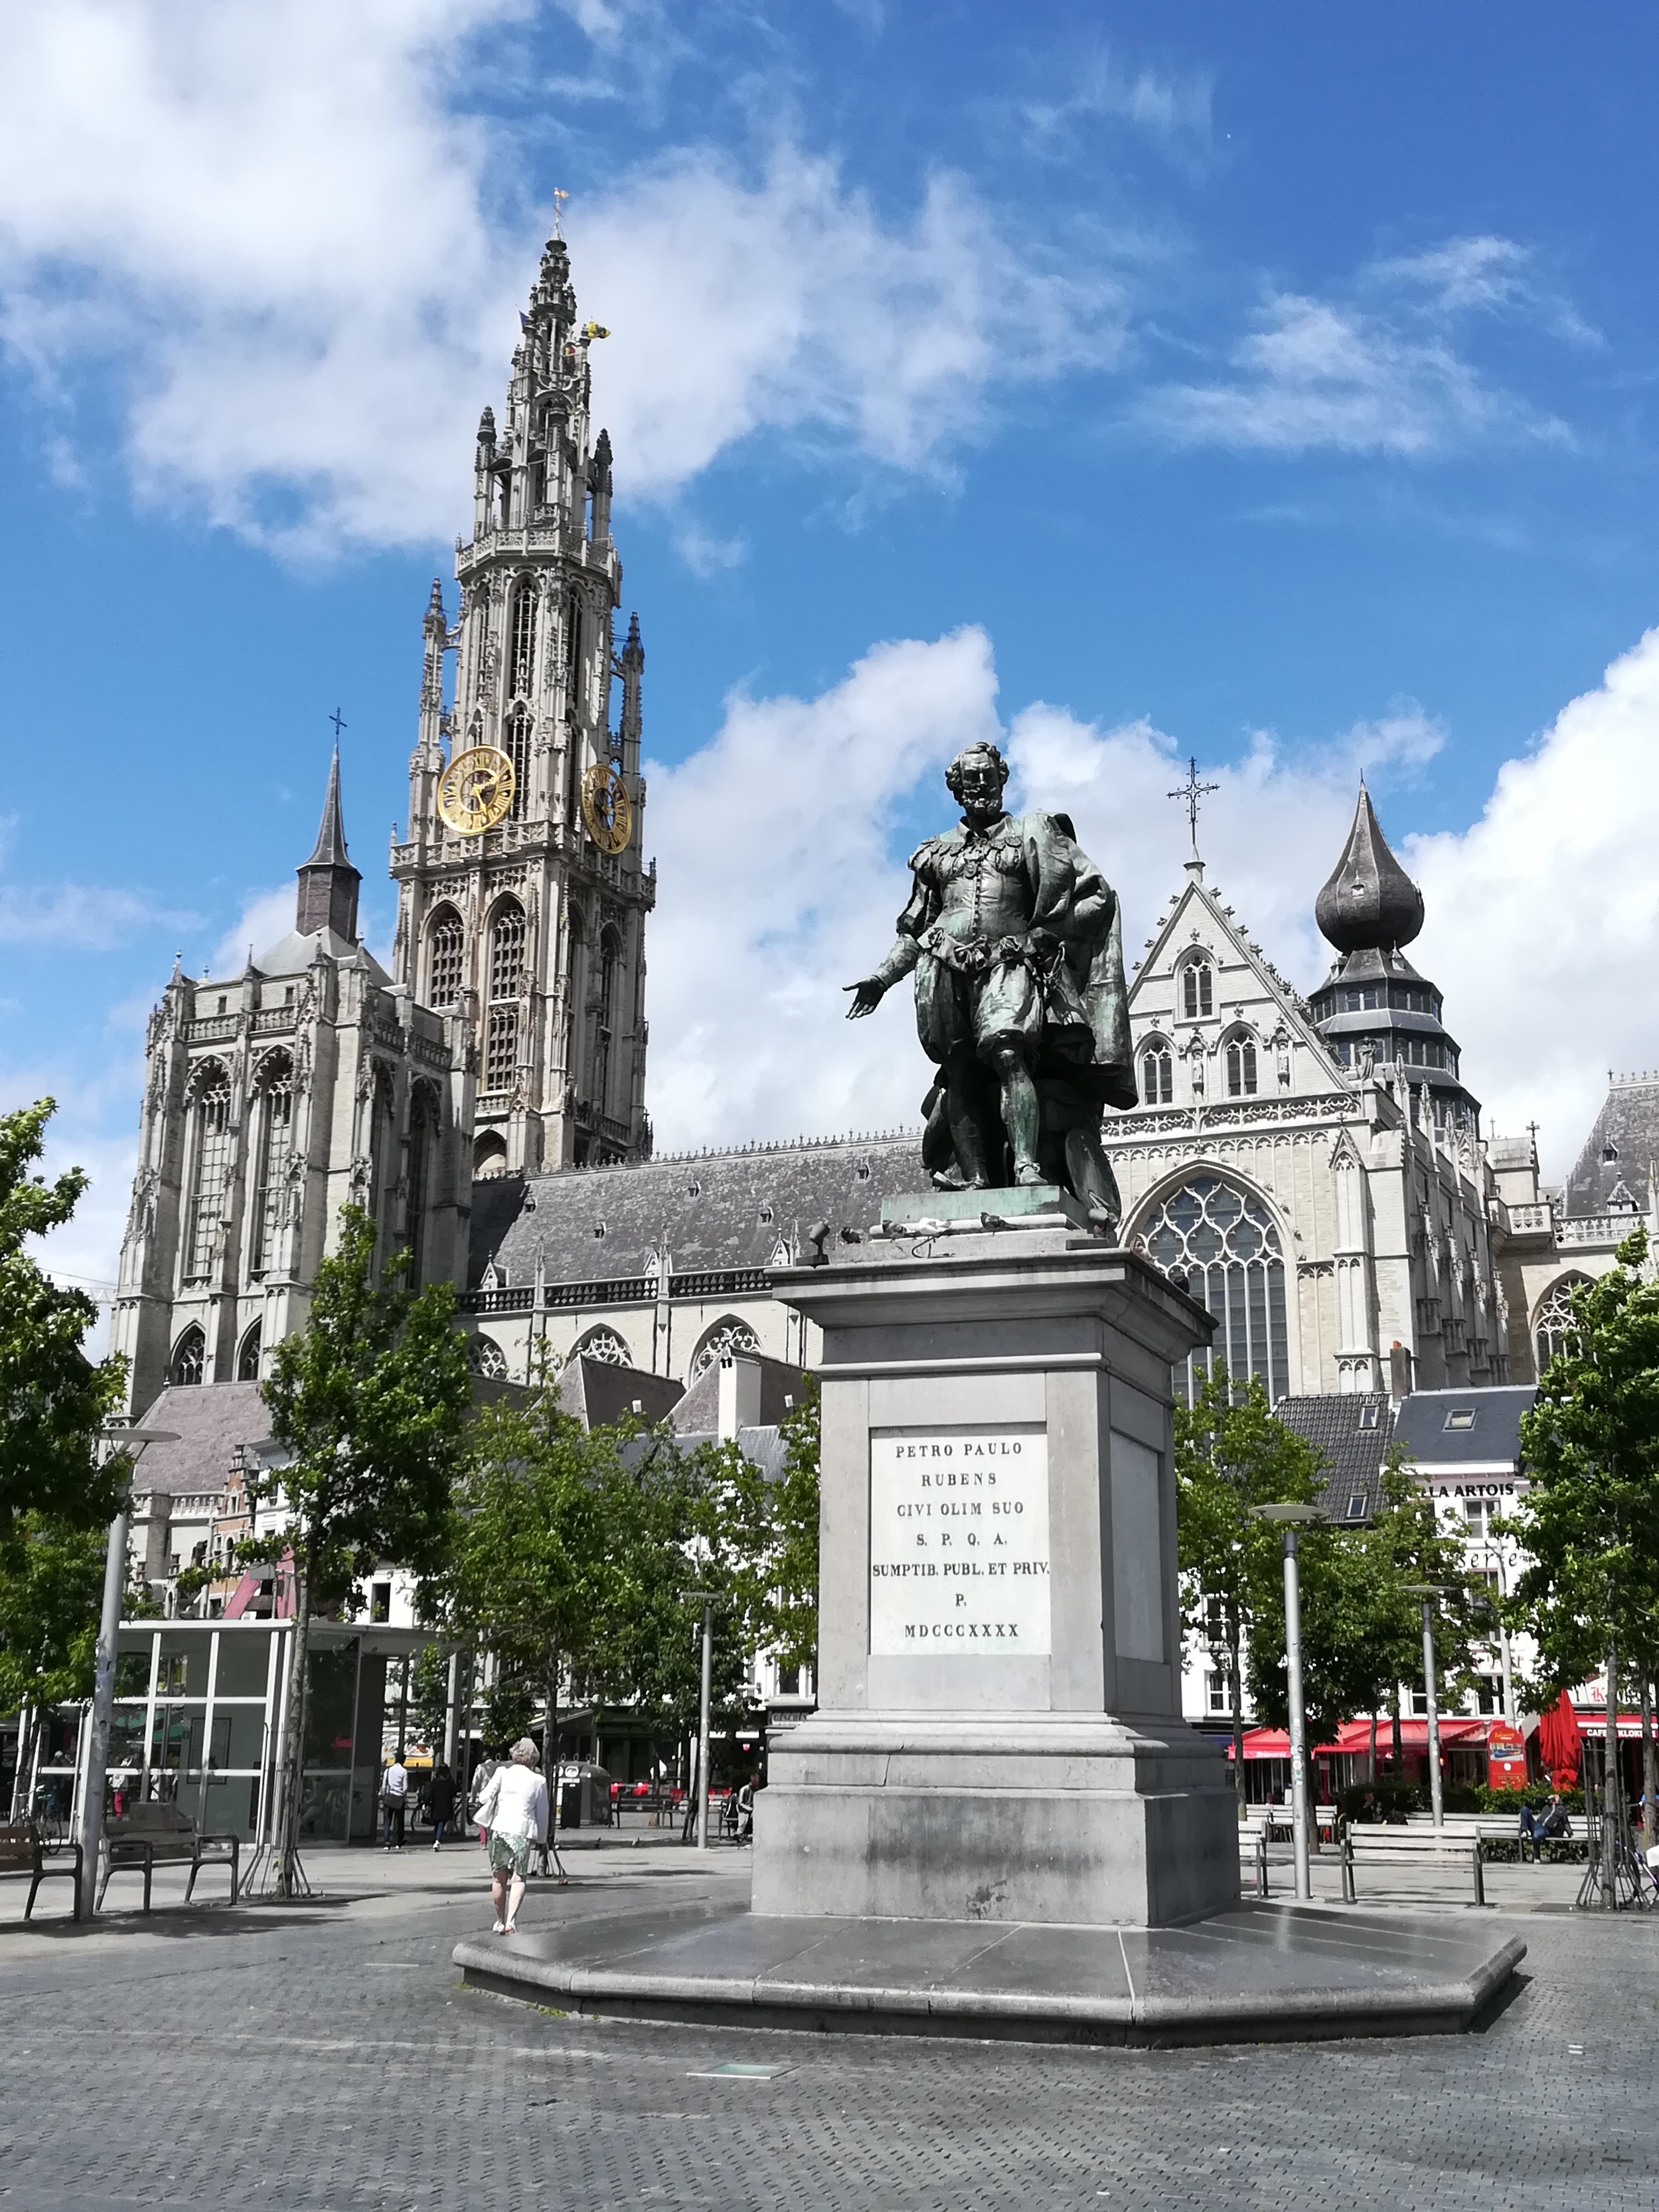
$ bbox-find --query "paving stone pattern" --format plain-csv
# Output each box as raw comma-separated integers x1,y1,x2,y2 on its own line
2,1874,1656,2211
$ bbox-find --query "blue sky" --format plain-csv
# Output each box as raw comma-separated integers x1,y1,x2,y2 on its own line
5,0,1659,1302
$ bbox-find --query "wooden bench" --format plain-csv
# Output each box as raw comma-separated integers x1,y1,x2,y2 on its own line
1239,1827,1270,1896
99,1802,240,1912
1342,1826,1487,1905
1243,1804,1342,1846
1401,1810,1585,1862
0,1822,83,1921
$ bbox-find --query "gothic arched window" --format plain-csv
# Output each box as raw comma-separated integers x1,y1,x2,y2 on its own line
426,906,464,1009
690,1316,762,1379
1135,1174,1289,1404
1225,1035,1258,1098
183,1063,232,1283
236,1322,262,1382
484,898,526,1096
593,923,622,1113
473,1130,508,1179
570,1326,633,1367
406,1084,438,1287
469,1335,508,1378
510,579,537,699
1141,1042,1173,1106
1534,1275,1590,1374
564,590,584,720
505,704,532,822
170,1324,206,1387
248,1052,293,1278
1181,959,1214,1020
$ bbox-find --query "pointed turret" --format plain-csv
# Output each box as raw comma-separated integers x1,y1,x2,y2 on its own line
1308,784,1477,1137
295,748,361,940
1315,784,1425,955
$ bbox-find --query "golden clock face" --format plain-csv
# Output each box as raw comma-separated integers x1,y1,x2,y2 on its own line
580,761,632,855
437,746,515,836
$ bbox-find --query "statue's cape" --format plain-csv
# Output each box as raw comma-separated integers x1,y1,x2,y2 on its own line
1018,811,1137,1112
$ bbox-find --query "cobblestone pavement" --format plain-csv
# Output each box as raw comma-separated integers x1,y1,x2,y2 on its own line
2,1853,1656,2212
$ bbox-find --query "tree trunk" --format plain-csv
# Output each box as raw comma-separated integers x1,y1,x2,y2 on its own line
1229,1607,1245,1821
1367,1710,1379,1786
1641,1673,1657,1856
1390,1687,1403,1772
545,1646,560,1845
1603,1636,1620,1907
273,1544,313,1900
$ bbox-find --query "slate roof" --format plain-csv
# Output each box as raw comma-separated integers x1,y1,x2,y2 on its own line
667,1425,790,1483
1391,1386,1535,1473
556,1357,684,1430
1275,1394,1396,1522
1562,1075,1659,1219
469,1131,926,1289
128,1382,269,1502
667,1353,809,1435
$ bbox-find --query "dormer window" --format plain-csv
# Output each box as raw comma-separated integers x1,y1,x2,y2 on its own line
1603,1142,1619,1163
1444,1408,1476,1432
593,1222,605,1239
759,1205,774,1224
1357,1403,1379,1430
1181,961,1214,1020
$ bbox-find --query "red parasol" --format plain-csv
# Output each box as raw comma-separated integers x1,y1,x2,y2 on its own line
1535,1691,1583,1784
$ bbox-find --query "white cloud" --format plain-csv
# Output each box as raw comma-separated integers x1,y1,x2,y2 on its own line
1408,625,1659,1178
0,3,1130,550
1140,236,1579,457
0,882,197,949
643,628,1002,1147
576,146,1128,494
208,886,297,979
1021,47,1214,153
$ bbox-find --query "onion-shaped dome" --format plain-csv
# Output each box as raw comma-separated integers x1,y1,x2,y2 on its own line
1315,787,1425,954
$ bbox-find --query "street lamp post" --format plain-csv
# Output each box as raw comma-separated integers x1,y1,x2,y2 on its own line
680,1591,720,1852
1403,1585,1447,1830
74,1425,178,1922
1250,1503,1322,1902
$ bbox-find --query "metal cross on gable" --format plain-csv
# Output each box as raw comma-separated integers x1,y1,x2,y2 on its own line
1168,755,1219,860
329,707,347,739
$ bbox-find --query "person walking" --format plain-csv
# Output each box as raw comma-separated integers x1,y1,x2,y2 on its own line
381,1754,409,1851
427,1759,458,1850
473,1738,550,1935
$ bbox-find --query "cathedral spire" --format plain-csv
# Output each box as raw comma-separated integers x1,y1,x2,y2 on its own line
1315,785,1424,954
295,746,361,940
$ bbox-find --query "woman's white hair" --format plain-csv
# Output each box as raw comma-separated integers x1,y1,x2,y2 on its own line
510,1737,540,1766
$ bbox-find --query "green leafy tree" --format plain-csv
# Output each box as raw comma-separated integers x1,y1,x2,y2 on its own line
250,1205,470,1894
1509,1229,1659,1878
1175,1370,1320,1811
0,1099,127,1545
1249,1448,1483,1796
0,1516,107,1816
715,1378,821,1685
427,1380,711,1786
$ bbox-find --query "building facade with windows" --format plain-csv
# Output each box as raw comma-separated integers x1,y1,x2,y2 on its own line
1105,789,1506,1404
389,230,653,1181
112,759,471,1415
1488,1072,1659,1384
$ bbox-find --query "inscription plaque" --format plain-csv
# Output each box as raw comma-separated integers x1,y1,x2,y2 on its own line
869,1427,1050,1656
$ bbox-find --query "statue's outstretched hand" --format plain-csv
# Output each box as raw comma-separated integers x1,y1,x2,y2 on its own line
844,978,885,1020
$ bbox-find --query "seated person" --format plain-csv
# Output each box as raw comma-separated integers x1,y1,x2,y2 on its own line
1519,1793,1569,1860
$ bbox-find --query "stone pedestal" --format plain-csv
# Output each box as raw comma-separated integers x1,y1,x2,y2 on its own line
752,1195,1240,1929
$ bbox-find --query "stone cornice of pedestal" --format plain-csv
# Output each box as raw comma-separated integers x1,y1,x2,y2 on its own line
769,1242,1213,1367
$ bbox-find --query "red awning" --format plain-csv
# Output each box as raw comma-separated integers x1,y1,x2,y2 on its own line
1228,1716,1496,1760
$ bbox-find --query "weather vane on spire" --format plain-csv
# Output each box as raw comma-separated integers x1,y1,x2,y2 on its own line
552,187,569,239
1168,756,1219,861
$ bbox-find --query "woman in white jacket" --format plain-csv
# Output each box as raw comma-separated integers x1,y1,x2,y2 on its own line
473,1738,549,1934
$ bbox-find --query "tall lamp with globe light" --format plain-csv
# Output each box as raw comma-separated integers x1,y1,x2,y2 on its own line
1249,1502,1322,1900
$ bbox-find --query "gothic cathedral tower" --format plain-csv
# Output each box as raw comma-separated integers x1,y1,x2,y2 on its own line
391,234,653,1177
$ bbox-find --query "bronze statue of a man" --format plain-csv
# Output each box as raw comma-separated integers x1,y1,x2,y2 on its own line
846,740,1136,1219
